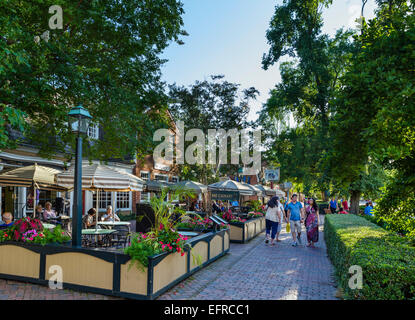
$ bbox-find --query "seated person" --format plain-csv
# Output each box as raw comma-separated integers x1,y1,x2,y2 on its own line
83,208,98,229
34,205,44,220
101,205,120,222
0,212,14,228
212,201,222,214
43,202,57,220
339,207,348,214
195,201,201,212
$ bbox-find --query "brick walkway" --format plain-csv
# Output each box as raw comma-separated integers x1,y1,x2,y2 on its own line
0,216,337,300
158,215,338,300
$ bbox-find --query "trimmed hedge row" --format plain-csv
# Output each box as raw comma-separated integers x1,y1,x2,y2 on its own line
324,214,415,300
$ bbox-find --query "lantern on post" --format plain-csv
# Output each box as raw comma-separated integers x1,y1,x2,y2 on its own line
68,105,92,247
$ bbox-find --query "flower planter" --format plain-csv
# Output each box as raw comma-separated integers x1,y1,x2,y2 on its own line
0,228,230,300
228,216,265,243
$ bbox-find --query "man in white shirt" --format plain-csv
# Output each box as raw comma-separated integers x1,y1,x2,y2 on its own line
101,205,120,222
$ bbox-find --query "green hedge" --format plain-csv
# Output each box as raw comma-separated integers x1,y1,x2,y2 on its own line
325,214,415,300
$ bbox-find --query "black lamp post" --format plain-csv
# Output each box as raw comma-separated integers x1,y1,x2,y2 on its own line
68,105,92,247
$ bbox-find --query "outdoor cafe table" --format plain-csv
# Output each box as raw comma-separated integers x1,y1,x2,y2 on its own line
97,221,131,231
82,229,117,247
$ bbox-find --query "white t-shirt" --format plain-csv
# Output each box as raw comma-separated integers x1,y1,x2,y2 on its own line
265,205,281,223
277,203,285,223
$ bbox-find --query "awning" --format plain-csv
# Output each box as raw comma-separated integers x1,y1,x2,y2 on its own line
56,163,144,191
0,164,68,191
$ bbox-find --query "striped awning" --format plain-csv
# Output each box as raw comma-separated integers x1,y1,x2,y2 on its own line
56,163,144,191
0,164,69,191
208,180,254,196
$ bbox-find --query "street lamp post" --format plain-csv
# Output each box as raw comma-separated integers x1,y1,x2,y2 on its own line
68,105,92,247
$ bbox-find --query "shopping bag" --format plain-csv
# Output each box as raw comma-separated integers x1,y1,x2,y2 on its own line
286,223,290,233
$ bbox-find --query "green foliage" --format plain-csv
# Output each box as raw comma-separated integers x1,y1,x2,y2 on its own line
125,186,201,270
168,75,258,182
375,178,415,243
0,220,70,245
148,186,196,237
259,0,354,194
124,232,163,271
175,215,214,231
1,0,185,159
325,214,415,300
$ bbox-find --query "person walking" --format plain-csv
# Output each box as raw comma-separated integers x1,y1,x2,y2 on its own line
264,196,281,247
275,197,285,242
286,194,304,247
329,197,337,214
305,198,319,248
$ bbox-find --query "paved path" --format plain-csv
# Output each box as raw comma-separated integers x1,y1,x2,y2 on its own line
0,216,337,300
158,215,338,300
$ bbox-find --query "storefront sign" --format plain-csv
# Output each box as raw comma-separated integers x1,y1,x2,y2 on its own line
264,168,280,181
211,190,239,201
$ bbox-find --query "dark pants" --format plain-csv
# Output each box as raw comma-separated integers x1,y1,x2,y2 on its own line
265,219,279,240
330,207,336,214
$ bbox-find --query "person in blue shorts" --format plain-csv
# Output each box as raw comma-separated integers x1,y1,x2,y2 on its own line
286,194,304,247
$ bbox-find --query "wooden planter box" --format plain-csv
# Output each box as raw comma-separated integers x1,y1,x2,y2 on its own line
229,217,265,243
0,228,230,300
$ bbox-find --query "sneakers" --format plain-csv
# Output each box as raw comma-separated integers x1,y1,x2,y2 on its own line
265,238,269,244
297,234,302,244
292,242,298,247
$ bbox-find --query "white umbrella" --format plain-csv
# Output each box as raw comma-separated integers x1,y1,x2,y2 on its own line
56,163,144,230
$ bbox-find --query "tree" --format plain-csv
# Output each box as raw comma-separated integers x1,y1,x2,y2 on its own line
327,0,414,214
168,75,259,183
0,0,186,161
259,0,353,194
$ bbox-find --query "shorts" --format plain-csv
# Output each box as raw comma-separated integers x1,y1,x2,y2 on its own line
290,220,302,233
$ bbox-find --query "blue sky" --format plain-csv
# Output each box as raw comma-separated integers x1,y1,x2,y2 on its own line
160,0,377,122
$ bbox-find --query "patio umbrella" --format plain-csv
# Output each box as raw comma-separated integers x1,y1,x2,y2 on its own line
0,164,69,217
56,163,144,230
171,180,207,194
144,179,172,192
254,184,277,197
239,182,262,197
208,179,254,196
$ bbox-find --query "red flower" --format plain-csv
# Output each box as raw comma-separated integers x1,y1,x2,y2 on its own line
181,252,185,256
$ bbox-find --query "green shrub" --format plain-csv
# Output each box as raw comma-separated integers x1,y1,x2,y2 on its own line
325,214,415,300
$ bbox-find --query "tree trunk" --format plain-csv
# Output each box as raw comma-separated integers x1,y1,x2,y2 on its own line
350,190,361,215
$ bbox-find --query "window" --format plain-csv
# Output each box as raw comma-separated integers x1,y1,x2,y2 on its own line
171,176,179,183
93,191,112,210
140,192,150,203
140,171,150,180
87,125,99,140
154,174,168,182
117,192,130,209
